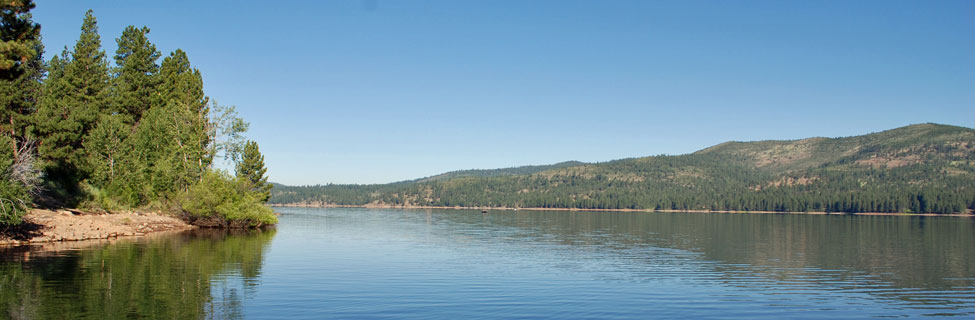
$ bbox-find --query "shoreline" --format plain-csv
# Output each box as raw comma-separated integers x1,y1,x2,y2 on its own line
0,209,197,247
270,203,975,217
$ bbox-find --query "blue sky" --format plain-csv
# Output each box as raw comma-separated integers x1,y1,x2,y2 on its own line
33,1,975,185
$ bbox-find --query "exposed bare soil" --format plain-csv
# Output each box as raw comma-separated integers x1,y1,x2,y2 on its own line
1,209,196,246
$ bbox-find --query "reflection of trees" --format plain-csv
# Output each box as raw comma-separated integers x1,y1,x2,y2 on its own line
0,228,276,319
427,210,975,302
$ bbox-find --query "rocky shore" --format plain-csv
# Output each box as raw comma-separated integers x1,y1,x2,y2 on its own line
0,209,196,246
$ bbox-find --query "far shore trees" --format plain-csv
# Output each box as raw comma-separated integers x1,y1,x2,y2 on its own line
269,124,975,215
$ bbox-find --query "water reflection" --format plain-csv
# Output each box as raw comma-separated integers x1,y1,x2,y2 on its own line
0,228,275,319
291,207,974,316
4,208,973,319
425,210,975,311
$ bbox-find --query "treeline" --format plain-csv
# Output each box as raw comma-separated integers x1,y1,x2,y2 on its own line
0,2,274,227
415,161,586,182
272,125,975,214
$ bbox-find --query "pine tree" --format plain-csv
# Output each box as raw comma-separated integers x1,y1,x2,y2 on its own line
63,9,109,113
34,10,109,183
159,49,211,169
0,0,39,224
157,49,207,113
0,1,41,154
97,48,214,205
0,0,40,76
112,25,160,123
236,140,271,202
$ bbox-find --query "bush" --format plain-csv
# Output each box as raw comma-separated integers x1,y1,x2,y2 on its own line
0,177,29,225
78,182,125,212
179,171,277,228
0,137,32,225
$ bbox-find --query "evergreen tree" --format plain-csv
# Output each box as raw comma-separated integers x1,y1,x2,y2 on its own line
93,49,212,206
0,1,39,225
159,49,211,170
107,100,209,205
34,10,109,184
158,49,207,113
111,25,160,123
236,140,271,202
0,4,275,227
0,0,40,75
0,0,41,155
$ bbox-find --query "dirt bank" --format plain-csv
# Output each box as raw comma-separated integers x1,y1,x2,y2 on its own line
1,209,196,246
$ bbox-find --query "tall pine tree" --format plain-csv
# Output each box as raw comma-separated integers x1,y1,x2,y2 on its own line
0,0,41,155
105,49,213,205
111,25,160,124
34,9,109,184
0,0,39,224
157,49,207,113
160,49,210,184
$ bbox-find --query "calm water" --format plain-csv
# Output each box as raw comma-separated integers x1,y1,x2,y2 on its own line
2,208,974,319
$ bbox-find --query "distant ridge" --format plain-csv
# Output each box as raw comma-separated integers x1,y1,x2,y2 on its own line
271,123,975,214
412,161,586,183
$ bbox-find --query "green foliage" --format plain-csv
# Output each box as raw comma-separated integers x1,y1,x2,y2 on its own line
157,49,207,111
0,1,38,224
272,124,975,215
34,10,110,185
179,171,277,228
0,177,27,225
0,33,41,151
77,182,123,212
236,140,271,202
0,0,40,75
120,101,209,201
415,161,585,182
83,114,128,187
111,25,160,123
2,7,275,228
209,102,248,165
0,136,28,224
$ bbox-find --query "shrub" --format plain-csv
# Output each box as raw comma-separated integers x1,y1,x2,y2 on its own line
0,136,33,225
78,182,125,212
179,171,277,228
0,177,29,225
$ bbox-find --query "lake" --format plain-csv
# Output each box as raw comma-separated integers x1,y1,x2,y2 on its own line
2,208,974,319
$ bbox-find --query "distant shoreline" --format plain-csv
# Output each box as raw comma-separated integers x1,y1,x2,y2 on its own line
269,203,975,217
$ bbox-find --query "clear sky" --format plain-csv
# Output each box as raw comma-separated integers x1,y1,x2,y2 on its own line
32,0,975,185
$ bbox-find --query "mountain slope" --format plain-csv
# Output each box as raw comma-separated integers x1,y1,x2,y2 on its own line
413,161,586,182
271,123,975,214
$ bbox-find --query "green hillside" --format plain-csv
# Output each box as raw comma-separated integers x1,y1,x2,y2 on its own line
413,161,586,182
271,123,975,214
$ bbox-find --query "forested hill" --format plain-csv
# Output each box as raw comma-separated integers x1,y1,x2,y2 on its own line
413,161,585,182
271,123,975,214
